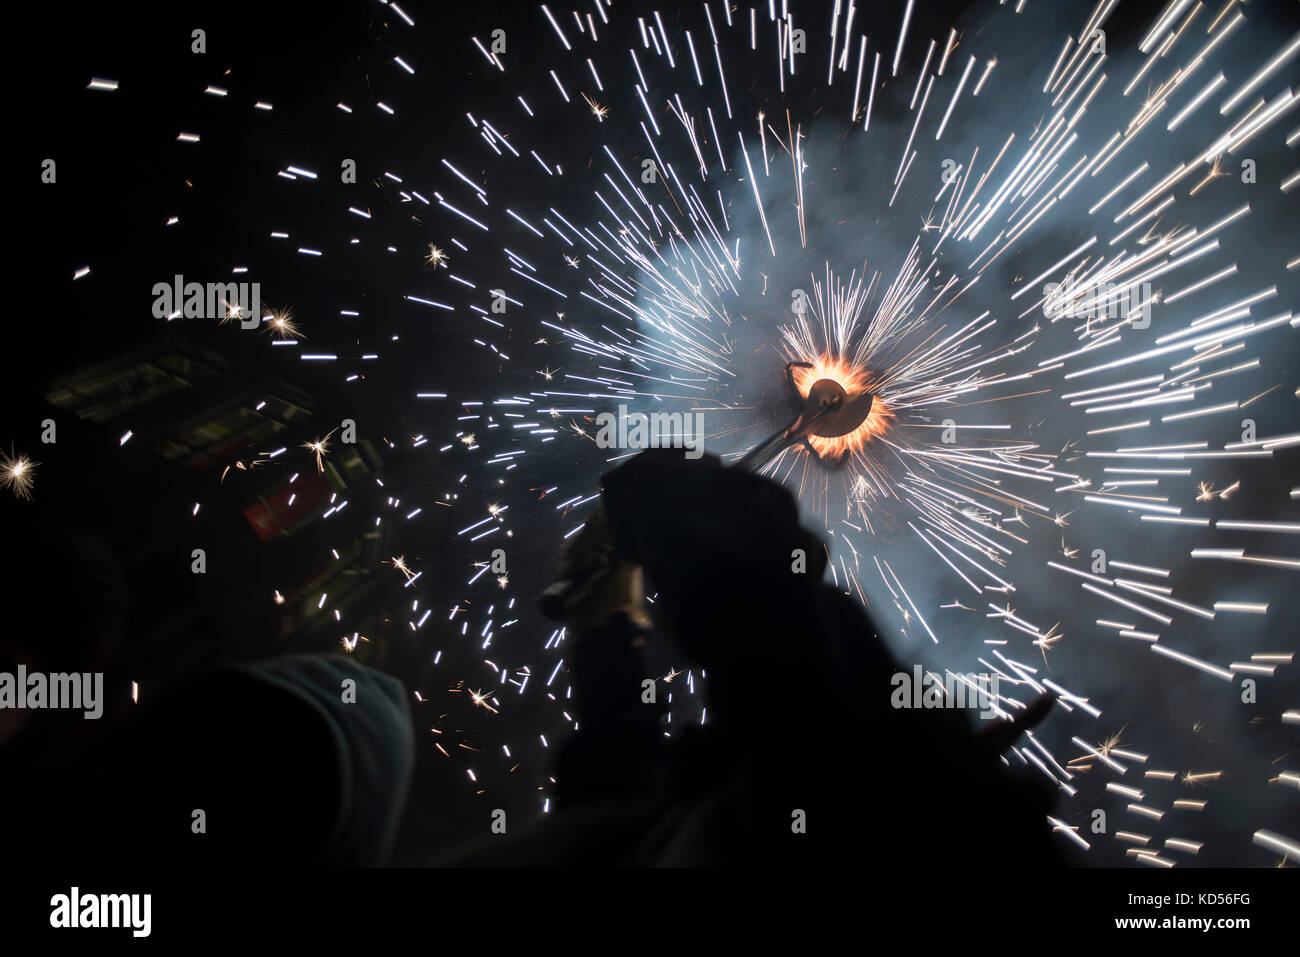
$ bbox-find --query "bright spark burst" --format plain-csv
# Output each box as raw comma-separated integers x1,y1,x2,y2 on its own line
304,432,334,473
0,449,37,501
267,308,303,339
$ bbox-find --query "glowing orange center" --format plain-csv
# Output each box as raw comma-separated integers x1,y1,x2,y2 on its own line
789,356,892,458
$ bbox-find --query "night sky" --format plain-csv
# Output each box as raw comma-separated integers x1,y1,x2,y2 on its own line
9,0,1300,875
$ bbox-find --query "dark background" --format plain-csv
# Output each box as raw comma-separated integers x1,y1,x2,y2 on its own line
7,0,1299,869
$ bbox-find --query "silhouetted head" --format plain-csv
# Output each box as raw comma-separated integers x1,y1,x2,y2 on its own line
602,450,831,708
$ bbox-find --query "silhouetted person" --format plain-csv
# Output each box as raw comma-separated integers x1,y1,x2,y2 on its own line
449,449,1061,866
5,653,414,867
2,504,414,867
